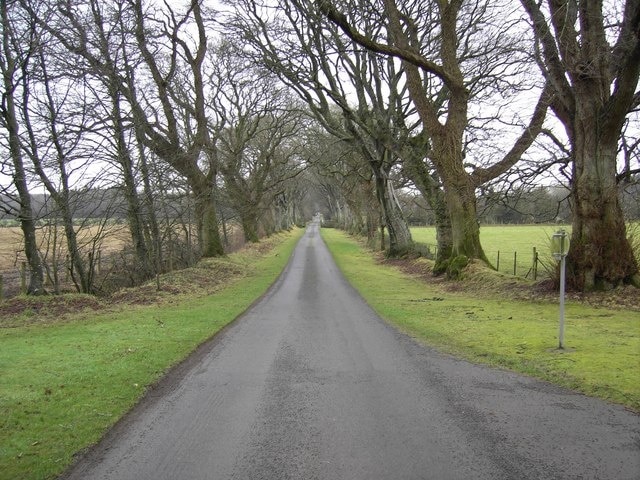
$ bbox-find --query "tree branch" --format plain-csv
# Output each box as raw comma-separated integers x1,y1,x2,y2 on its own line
471,82,553,186
317,0,460,92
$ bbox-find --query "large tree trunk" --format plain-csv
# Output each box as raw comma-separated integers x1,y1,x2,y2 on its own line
445,177,485,260
432,136,488,266
240,209,260,243
519,0,640,290
402,152,452,270
567,131,639,289
192,180,224,257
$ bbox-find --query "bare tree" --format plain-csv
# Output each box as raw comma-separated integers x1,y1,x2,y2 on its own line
19,37,95,292
226,0,416,255
21,0,159,279
210,44,305,242
125,0,224,257
26,0,226,258
521,0,639,290
0,0,44,294
320,0,552,270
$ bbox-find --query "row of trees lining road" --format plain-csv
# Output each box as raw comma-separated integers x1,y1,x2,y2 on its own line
0,0,307,294
225,0,638,289
316,0,640,289
0,0,638,292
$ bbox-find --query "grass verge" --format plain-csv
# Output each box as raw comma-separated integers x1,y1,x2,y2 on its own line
321,228,640,412
0,228,303,480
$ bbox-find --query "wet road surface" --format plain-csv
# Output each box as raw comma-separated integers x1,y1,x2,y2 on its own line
62,222,640,479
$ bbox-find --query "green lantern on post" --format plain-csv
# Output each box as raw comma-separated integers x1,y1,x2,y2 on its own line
551,229,570,260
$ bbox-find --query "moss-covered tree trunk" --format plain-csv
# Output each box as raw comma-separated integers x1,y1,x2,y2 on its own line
402,148,452,269
567,129,639,289
240,209,260,243
192,179,224,258
431,133,488,268
519,0,639,290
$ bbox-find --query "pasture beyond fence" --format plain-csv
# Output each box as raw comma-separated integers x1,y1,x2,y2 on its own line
412,222,639,280
417,242,551,279
413,225,598,281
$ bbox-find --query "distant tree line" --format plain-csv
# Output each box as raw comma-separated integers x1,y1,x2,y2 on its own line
0,0,638,293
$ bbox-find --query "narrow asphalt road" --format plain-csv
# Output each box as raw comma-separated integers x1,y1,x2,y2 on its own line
63,222,640,480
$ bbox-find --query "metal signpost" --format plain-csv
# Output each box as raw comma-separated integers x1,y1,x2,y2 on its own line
551,230,569,349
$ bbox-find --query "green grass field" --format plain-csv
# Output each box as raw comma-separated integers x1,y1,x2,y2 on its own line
0,228,303,480
322,228,640,412
411,223,640,278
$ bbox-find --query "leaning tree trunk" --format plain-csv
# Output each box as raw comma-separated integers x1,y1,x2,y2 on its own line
61,207,90,293
373,168,413,256
567,131,639,290
111,92,154,280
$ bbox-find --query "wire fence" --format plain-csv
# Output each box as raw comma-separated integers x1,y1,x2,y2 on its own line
416,243,557,280
488,247,555,280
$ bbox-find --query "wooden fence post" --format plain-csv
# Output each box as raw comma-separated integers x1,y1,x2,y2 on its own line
20,261,27,295
513,251,517,276
496,251,500,272
532,247,538,280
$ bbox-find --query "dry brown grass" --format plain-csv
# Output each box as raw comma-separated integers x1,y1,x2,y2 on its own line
0,222,251,297
0,227,23,270
0,225,131,297
0,225,131,271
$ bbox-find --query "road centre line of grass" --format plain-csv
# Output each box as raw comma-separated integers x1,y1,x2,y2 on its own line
0,228,303,480
321,228,640,413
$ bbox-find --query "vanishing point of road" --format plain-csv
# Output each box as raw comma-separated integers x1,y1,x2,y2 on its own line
63,222,640,480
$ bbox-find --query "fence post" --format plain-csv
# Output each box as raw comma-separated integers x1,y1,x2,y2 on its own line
20,261,27,295
532,247,538,280
0,274,3,301
514,251,518,276
89,251,95,281
496,251,500,272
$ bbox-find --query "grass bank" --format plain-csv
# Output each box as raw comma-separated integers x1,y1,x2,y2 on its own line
0,228,303,480
321,228,640,412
